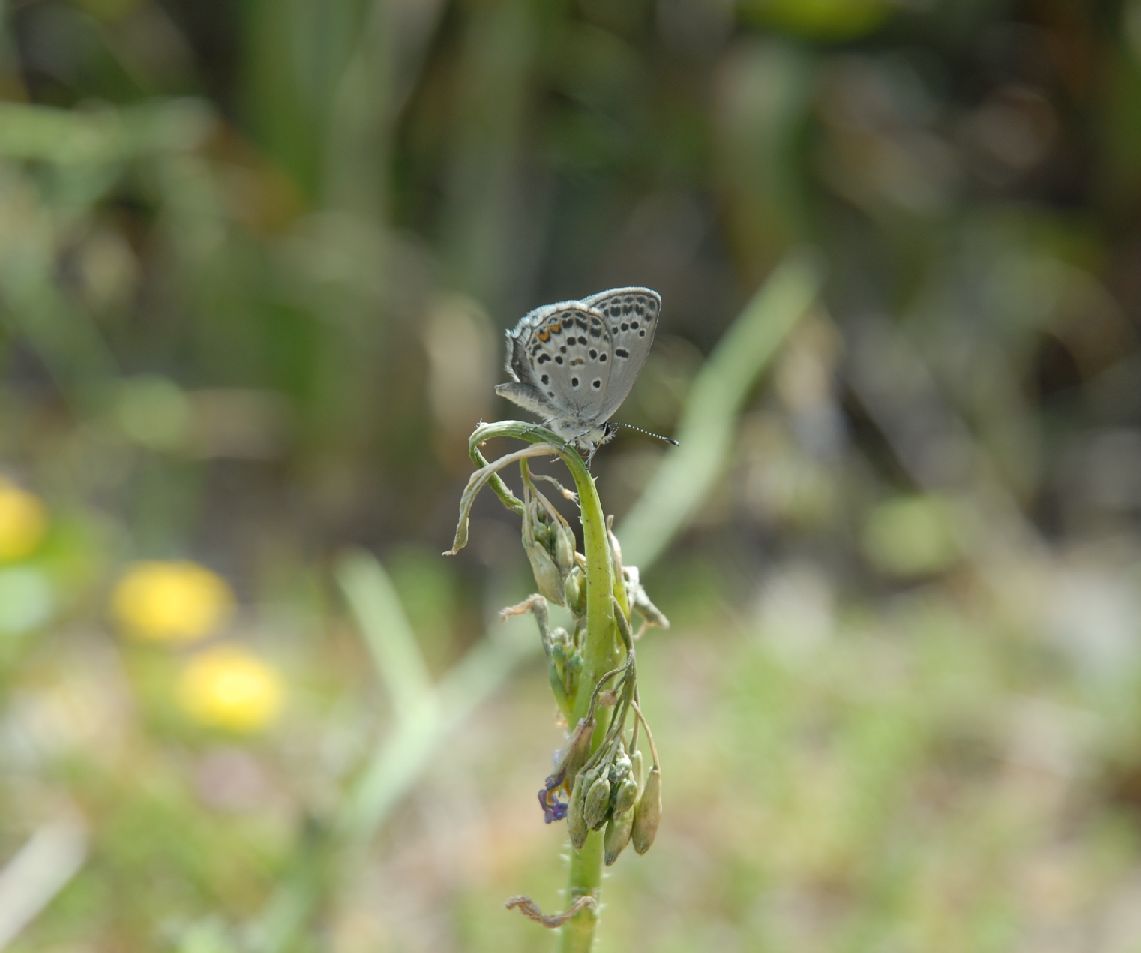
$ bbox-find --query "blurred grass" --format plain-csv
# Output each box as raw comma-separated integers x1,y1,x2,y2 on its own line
3,1,1141,951
619,251,821,568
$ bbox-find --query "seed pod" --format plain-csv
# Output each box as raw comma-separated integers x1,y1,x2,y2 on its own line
566,768,590,849
583,772,613,831
603,808,634,865
631,764,661,854
630,749,644,789
612,776,639,816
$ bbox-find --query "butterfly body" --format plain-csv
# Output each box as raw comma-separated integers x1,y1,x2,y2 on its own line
496,287,663,460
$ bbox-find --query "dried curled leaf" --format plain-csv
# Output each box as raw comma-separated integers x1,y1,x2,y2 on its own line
444,444,558,555
504,894,596,928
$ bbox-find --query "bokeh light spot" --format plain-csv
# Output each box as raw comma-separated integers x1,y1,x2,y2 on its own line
177,645,285,733
112,561,234,644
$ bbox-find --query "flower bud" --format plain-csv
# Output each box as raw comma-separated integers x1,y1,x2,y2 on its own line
607,519,624,576
523,536,565,604
563,566,585,615
554,521,576,578
610,747,632,783
612,776,639,816
631,764,661,854
521,486,568,605
567,768,590,849
583,772,613,831
532,515,555,549
557,716,595,784
603,808,634,866
562,651,582,704
548,636,579,707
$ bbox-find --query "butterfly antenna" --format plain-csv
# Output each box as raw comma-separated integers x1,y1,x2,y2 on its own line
615,422,679,447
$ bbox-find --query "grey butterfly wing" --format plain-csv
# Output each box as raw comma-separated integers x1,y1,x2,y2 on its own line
494,380,560,418
496,303,564,418
580,287,662,421
496,302,615,430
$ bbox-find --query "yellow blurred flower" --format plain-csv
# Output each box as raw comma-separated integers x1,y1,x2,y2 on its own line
112,561,234,644
0,477,47,562
177,645,284,732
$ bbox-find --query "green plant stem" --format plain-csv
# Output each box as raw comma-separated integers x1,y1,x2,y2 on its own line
468,421,620,952
558,447,616,953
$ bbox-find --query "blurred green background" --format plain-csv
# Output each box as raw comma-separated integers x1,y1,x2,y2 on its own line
3,0,1141,951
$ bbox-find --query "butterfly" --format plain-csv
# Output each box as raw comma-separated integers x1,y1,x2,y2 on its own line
495,287,672,461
